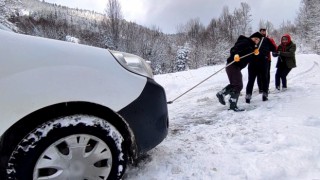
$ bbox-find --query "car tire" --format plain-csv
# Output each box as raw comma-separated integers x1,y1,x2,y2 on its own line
5,115,127,180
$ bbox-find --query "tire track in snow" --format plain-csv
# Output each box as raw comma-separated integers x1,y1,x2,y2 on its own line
288,60,319,81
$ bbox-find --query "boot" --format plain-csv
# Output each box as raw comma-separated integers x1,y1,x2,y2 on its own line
245,94,251,104
216,85,232,105
262,92,268,101
229,91,245,112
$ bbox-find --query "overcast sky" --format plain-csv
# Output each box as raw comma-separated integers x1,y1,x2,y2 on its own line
45,0,301,34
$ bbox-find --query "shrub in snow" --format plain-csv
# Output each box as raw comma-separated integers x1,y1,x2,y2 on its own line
65,35,80,44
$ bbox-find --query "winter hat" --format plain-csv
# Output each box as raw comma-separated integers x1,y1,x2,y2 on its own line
250,32,263,40
259,27,268,36
259,27,267,32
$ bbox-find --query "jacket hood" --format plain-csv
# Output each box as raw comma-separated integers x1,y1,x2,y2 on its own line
238,35,248,40
250,32,263,40
282,34,291,44
238,35,256,47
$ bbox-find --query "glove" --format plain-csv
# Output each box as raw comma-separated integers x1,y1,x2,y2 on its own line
234,54,240,62
272,51,280,57
254,48,259,55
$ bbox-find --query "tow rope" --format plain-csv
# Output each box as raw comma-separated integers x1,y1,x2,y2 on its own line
167,37,264,104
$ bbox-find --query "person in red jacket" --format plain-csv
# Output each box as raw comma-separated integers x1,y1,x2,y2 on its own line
216,32,263,112
272,34,297,91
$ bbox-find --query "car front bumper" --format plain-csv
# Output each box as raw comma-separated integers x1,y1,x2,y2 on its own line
118,78,169,154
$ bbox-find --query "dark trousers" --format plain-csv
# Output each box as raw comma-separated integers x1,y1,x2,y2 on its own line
275,66,292,88
226,64,243,93
257,60,271,91
246,60,269,95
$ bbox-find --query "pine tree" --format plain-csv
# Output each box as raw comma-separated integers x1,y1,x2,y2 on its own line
175,44,190,72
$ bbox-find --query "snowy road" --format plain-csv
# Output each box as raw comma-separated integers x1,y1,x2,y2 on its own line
125,54,320,180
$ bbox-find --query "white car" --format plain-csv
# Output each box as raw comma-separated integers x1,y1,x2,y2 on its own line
0,30,169,179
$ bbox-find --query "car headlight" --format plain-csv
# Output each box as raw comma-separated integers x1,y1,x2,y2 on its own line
109,50,153,79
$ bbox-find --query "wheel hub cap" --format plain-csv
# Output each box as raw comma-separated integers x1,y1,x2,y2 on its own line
33,134,112,180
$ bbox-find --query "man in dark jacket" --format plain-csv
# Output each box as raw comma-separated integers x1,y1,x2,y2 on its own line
245,28,277,103
216,32,263,112
273,34,296,91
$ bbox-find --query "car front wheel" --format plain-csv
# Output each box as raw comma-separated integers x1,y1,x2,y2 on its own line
6,115,127,180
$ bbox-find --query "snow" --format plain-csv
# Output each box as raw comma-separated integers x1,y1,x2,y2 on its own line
125,54,320,179
0,22,13,32
20,9,30,16
66,35,80,44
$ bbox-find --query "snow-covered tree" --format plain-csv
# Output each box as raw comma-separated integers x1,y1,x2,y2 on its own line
206,38,230,65
105,0,123,49
175,44,190,72
0,0,22,31
66,35,80,43
233,2,252,37
296,0,320,53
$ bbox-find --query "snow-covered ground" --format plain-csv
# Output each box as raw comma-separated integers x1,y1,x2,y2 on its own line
125,54,320,180
0,22,13,32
